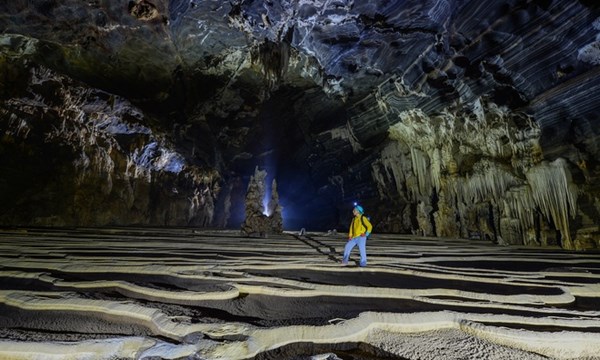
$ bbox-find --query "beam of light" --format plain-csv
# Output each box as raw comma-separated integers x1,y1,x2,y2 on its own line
257,148,275,217
263,170,274,216
262,174,272,216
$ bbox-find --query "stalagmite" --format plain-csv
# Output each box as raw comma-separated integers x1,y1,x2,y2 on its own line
241,167,283,236
526,159,578,250
268,179,283,233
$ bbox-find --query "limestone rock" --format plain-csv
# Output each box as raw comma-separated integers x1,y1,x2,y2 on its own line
240,167,282,236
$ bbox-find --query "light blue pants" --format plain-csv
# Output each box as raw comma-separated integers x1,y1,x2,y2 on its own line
343,236,367,267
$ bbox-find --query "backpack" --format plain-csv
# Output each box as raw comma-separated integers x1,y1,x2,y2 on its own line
361,214,372,239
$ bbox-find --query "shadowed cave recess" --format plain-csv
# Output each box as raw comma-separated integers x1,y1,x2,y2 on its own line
1,0,600,250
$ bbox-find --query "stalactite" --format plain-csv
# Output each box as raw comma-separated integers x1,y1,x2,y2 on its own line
457,162,521,206
253,40,291,87
430,148,442,192
7,114,31,138
500,186,536,245
384,99,550,244
375,142,409,200
410,147,431,199
525,158,578,250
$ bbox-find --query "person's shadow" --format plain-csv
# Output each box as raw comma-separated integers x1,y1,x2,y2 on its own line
294,233,340,263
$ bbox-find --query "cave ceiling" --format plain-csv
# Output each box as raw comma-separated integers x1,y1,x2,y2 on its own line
1,0,600,248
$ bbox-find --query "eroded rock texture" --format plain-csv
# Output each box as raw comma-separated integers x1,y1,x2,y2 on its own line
2,228,600,359
0,65,218,226
1,1,600,248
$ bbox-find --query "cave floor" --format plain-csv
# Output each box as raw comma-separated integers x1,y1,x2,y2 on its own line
1,227,600,359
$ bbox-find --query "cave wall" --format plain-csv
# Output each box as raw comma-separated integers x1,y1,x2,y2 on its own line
307,1,600,249
0,62,220,227
1,0,600,249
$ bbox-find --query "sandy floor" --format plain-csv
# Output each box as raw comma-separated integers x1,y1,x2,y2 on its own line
1,227,600,359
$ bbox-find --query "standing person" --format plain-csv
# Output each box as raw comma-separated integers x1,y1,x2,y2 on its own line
342,205,372,267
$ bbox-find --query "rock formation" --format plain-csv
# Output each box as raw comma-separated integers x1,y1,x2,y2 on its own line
0,66,219,226
267,179,284,233
2,227,600,359
1,0,600,249
240,167,282,236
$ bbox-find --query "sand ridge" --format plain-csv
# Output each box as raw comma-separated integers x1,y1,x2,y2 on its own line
1,227,600,359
